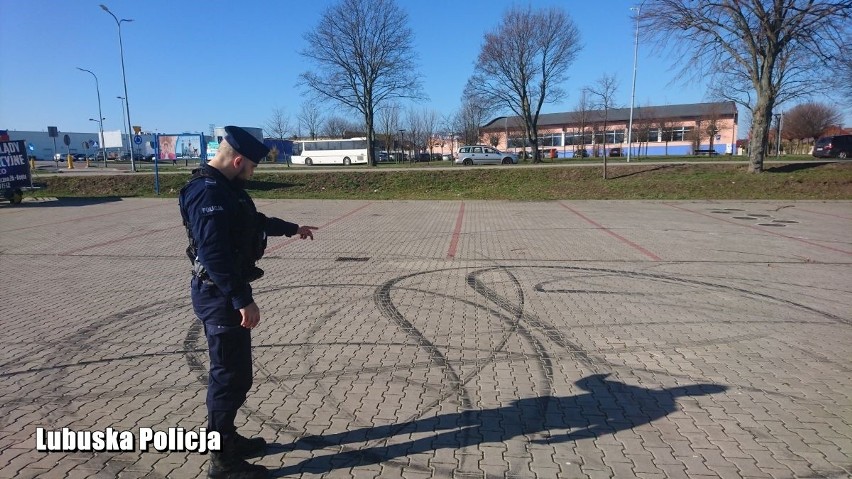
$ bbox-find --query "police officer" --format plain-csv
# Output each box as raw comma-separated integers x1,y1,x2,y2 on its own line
179,126,316,478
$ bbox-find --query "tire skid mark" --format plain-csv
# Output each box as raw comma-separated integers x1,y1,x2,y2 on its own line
0,298,186,371
458,266,554,474
182,291,413,467
522,265,850,327
374,271,473,409
466,268,558,384
1,298,181,479
167,263,850,475
470,267,600,367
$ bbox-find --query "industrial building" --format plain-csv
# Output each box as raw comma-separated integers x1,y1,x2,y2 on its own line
481,101,738,158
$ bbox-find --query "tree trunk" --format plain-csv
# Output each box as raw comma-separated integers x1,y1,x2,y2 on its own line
748,94,774,173
365,108,376,167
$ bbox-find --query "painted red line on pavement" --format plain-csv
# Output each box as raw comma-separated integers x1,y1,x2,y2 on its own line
795,208,852,221
447,202,465,259
666,203,852,255
266,202,373,252
58,225,182,255
2,204,162,233
559,203,662,261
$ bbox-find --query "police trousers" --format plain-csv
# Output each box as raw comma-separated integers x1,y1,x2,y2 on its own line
191,278,253,439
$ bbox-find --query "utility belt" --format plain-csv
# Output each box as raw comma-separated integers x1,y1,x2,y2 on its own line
191,260,264,285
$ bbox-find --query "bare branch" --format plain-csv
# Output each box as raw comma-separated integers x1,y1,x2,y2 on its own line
464,5,582,163
299,0,424,165
641,0,852,172
264,107,291,140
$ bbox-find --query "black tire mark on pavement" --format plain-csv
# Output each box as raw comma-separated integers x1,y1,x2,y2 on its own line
374,271,473,410
524,265,849,326
469,267,599,367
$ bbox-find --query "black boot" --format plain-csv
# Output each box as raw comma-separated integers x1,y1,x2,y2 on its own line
233,433,267,458
208,450,268,479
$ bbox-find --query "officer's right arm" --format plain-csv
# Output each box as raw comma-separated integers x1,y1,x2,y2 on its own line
183,182,254,309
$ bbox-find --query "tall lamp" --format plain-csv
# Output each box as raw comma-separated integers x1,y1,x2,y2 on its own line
77,67,107,167
626,0,647,163
117,96,129,158
100,4,135,172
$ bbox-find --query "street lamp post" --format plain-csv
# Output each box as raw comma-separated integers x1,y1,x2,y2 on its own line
773,112,783,158
117,96,129,157
77,67,107,167
89,118,106,163
626,0,646,163
100,4,135,172
398,129,406,164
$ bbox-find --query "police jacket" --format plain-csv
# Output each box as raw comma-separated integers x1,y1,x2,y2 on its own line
179,164,300,309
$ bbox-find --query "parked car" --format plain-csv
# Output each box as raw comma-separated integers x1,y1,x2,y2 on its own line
573,149,589,158
455,145,518,165
416,153,431,162
813,134,852,159
441,153,453,161
609,147,622,157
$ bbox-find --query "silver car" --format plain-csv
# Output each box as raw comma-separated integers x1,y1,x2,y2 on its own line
455,145,518,165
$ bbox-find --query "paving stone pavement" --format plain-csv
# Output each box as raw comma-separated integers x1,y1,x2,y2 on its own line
0,198,850,479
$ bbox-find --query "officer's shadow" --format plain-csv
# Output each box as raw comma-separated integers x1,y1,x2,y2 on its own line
266,374,727,477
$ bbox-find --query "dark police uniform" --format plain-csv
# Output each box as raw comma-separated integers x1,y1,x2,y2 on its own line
178,128,300,475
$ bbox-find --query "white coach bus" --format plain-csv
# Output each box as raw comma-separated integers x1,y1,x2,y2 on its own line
291,138,370,166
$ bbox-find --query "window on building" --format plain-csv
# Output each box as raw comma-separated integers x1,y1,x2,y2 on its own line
670,126,693,142
538,133,562,147
639,128,661,143
593,129,625,144
566,132,593,145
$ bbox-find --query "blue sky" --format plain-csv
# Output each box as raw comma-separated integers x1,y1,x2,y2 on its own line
3,0,746,136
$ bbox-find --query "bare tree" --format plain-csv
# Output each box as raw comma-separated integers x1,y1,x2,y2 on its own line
702,103,724,155
642,1,851,173
688,120,704,155
455,98,492,146
635,105,656,158
264,107,291,140
322,116,358,138
586,74,619,178
464,5,582,163
654,115,676,156
376,104,401,157
298,102,323,140
782,102,843,143
439,113,457,157
835,32,852,103
568,90,592,157
404,107,424,162
421,109,440,158
300,0,423,166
